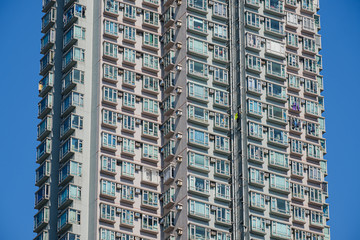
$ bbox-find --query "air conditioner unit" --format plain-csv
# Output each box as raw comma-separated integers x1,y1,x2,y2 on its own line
117,113,123,119
210,181,216,188
263,149,269,155
176,64,182,71
134,212,141,218
136,52,142,58
265,219,271,225
160,80,165,86
209,66,214,72
176,109,183,116
176,228,183,235
118,47,124,53
135,118,142,125
135,188,141,194
119,24,124,30
305,209,310,215
176,203,183,211
176,20,182,27
135,142,141,148
136,74,142,80
118,91,123,97
210,230,217,236
135,165,142,171
264,172,270,178
263,126,268,132
136,96,142,102
116,183,121,190
136,8,142,14
262,104,268,109
176,132,183,140
261,59,266,65
209,88,215,95
208,22,214,28
117,136,122,142
116,208,122,214
176,42,182,49
119,3,125,8
208,44,214,50
209,134,215,141
210,157,216,163
265,196,270,201
209,1,214,6
176,86,182,94
176,156,183,163
115,232,121,238
176,179,183,187
209,111,215,117
260,16,265,22
211,205,217,211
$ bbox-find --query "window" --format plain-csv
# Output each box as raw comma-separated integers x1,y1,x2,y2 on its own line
304,37,316,52
121,185,135,202
62,47,85,69
122,115,135,131
122,92,135,109
189,224,210,240
213,23,228,39
163,117,175,136
163,7,175,25
60,137,83,160
291,138,303,154
143,121,159,138
103,64,117,81
213,67,229,84
188,175,210,194
123,70,136,86
292,183,304,199
163,94,175,114
271,221,291,238
188,128,209,146
289,95,301,111
267,83,286,100
214,90,229,107
142,167,159,184
311,211,323,226
306,122,320,137
122,138,135,155
104,0,119,14
104,20,118,36
121,209,134,226
247,77,262,93
287,32,298,47
163,165,175,183
216,159,230,176
215,112,229,129
124,4,136,19
188,60,208,78
103,87,117,103
62,69,84,92
293,206,306,222
271,197,290,215
163,211,175,231
305,79,318,94
63,25,84,48
267,61,286,78
248,144,263,162
142,143,159,161
37,139,51,162
59,160,82,183
143,10,159,26
249,168,264,185
265,18,284,35
143,53,159,70
188,0,207,11
188,105,209,123
100,203,116,221
63,4,86,26
288,74,300,89
188,37,208,56
265,0,284,13
189,199,210,219
246,55,261,71
213,2,227,18
309,166,322,181
246,33,261,49
163,187,175,207
270,174,290,192
34,207,49,230
266,39,285,56
102,132,117,149
142,190,159,207
123,48,136,63
287,12,298,26
247,99,262,116
40,50,54,73
268,105,287,122
269,150,289,168
251,216,265,233
306,100,319,116
248,122,263,139
288,53,299,68
60,114,83,138
269,128,288,146
302,0,314,11
214,45,228,61
304,58,317,73
187,15,207,33
250,192,265,209
216,207,231,224
103,42,118,59
163,28,175,47
163,140,175,160
39,72,54,95
143,32,159,48
143,76,159,92
303,16,315,31
188,82,209,101
100,228,115,240
216,183,231,200
57,208,81,231
246,12,260,28
308,144,322,159
123,25,136,42
100,179,116,197
188,151,210,171
35,184,50,206
121,161,135,178
38,116,52,139
163,50,176,69
101,156,116,173
36,161,50,184
215,135,230,152
143,98,159,115
142,214,159,232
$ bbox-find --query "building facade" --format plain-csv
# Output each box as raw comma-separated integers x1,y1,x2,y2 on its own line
34,0,329,240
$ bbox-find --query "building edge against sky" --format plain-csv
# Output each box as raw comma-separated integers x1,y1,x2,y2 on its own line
34,0,329,239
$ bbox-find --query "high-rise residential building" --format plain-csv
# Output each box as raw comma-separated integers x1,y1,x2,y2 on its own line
34,0,329,239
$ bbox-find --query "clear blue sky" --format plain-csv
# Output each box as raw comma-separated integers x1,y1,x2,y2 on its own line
0,0,358,238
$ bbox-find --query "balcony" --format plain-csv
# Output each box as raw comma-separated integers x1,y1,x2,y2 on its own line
40,50,54,76
42,0,55,12
63,4,86,30
35,160,51,187
40,29,55,54
37,116,52,141
58,184,81,209
34,207,49,233
264,0,285,16
63,25,86,51
35,184,50,209
60,114,83,139
62,68,84,94
41,8,56,33
36,138,51,164
62,47,85,72
59,160,82,186
39,72,54,97
104,0,119,17
61,91,84,117
57,209,81,234
59,137,83,162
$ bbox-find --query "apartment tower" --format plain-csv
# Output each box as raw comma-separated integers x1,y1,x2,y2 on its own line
34,0,329,240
